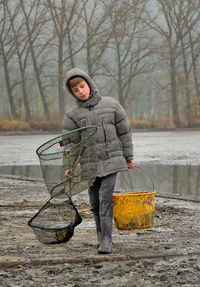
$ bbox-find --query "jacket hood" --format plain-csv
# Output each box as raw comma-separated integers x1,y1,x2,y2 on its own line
65,68,101,108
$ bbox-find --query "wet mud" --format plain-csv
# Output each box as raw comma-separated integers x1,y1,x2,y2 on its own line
0,177,200,287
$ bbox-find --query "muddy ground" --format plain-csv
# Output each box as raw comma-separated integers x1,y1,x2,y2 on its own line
0,177,200,287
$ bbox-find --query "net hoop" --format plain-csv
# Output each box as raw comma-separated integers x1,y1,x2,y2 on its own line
36,125,97,159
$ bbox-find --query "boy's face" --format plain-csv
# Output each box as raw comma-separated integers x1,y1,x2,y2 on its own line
71,80,90,101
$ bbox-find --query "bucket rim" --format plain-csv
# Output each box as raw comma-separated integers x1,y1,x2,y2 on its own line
113,189,156,197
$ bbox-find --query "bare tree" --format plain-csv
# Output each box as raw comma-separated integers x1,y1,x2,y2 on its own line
104,0,152,114
186,2,200,108
0,0,20,118
176,0,200,126
45,0,84,119
80,0,115,77
6,2,32,120
20,0,52,120
189,30,200,102
45,0,116,118
144,0,183,126
144,0,200,127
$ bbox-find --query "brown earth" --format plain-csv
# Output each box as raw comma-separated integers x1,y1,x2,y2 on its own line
0,177,200,287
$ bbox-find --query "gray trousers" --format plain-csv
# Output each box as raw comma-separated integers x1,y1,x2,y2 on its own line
88,173,117,218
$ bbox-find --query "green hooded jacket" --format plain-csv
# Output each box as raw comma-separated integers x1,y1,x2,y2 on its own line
63,68,133,177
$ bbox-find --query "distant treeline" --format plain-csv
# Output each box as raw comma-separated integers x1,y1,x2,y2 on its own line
0,0,200,128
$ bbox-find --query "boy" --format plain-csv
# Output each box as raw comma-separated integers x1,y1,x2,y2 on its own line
63,68,133,254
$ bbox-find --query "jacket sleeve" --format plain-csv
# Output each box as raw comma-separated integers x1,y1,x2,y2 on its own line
114,101,133,161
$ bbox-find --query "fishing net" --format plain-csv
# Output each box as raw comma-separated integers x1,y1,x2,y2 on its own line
36,125,98,198
28,196,82,244
28,126,97,244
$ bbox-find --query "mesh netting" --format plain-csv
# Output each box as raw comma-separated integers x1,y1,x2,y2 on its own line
28,126,97,244
28,197,82,244
36,126,97,198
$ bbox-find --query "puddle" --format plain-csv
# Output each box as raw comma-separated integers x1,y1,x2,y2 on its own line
115,165,200,200
0,165,42,180
0,164,199,199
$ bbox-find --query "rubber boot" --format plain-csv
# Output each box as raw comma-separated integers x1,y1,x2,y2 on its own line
98,217,112,254
94,216,101,247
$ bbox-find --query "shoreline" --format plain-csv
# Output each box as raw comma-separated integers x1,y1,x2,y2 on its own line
0,127,200,136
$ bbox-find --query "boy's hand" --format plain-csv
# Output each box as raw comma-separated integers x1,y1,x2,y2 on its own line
127,160,134,169
64,169,74,179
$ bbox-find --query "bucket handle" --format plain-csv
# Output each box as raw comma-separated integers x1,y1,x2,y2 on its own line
133,165,156,192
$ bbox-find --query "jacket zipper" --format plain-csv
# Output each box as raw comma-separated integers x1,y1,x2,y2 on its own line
102,121,109,158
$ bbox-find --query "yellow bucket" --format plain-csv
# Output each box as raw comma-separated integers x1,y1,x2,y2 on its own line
112,167,156,230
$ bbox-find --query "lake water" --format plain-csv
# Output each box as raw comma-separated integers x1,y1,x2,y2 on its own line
0,131,199,199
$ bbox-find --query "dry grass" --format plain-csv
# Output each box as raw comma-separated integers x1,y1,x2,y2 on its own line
0,115,199,133
0,118,31,132
130,119,153,129
0,117,61,132
29,119,61,131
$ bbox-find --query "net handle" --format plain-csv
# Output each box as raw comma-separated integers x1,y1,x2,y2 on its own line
49,144,84,197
